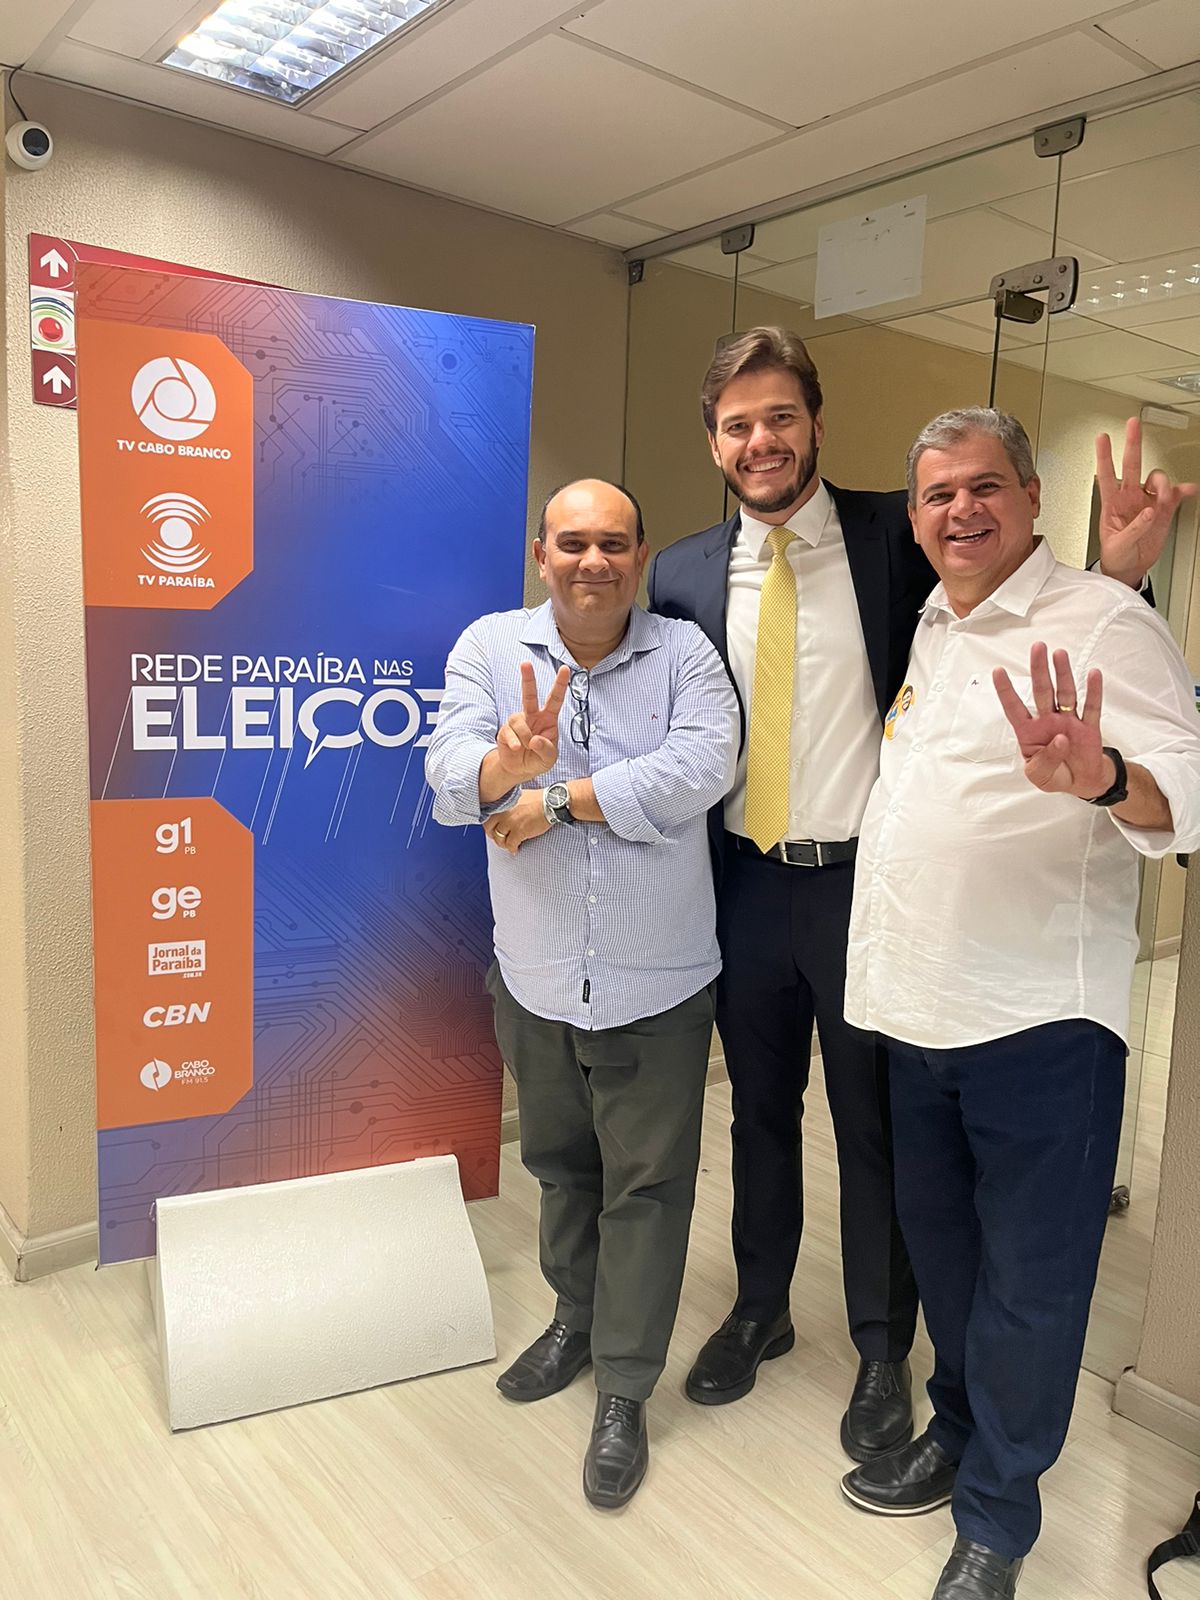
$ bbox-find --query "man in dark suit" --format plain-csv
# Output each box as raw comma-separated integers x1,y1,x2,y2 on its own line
647,325,1169,1461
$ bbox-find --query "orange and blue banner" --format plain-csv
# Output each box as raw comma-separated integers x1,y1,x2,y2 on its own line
77,262,533,1264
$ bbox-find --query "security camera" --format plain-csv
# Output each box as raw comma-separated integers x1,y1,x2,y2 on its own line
5,121,53,170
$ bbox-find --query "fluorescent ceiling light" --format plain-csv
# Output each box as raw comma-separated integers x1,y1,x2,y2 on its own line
162,0,448,105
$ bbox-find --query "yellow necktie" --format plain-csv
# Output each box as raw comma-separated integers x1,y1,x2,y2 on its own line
744,527,796,852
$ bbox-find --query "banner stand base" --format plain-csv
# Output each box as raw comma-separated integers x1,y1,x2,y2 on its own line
151,1154,495,1431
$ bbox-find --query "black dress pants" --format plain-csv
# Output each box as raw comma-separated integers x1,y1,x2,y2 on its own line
715,843,917,1360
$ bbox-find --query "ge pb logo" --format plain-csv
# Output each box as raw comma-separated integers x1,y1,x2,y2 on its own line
131,357,216,441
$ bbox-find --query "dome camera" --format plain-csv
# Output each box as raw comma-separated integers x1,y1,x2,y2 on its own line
5,121,53,171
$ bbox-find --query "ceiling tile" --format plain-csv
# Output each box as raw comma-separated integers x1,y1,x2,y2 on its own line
1017,326,1200,382
623,33,1142,233
36,38,359,154
565,0,1117,127
938,299,1091,343
991,148,1200,261
885,312,1024,355
68,0,200,58
0,0,78,66
345,34,780,226
750,140,1053,264
740,208,1106,325
567,214,670,248
1097,0,1200,70
313,0,580,131
1087,370,1200,404
663,241,774,279
1119,315,1200,358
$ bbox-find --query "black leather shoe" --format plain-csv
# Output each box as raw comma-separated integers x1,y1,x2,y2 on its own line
932,1538,1022,1597
840,1358,913,1461
840,1429,958,1515
496,1320,591,1401
684,1309,795,1404
583,1393,648,1509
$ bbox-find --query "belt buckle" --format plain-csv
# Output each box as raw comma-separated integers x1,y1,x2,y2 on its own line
779,839,817,867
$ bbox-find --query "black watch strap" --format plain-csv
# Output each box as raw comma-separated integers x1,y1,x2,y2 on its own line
1088,747,1129,808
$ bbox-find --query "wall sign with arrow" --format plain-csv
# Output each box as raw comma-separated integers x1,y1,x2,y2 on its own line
26,233,260,410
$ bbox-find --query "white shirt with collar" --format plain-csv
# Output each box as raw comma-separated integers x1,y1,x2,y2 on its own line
845,538,1200,1050
725,479,881,842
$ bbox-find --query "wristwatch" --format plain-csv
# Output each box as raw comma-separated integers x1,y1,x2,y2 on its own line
543,782,576,826
1087,747,1129,808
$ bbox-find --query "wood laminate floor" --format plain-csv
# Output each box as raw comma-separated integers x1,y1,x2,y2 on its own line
2,1032,1198,1599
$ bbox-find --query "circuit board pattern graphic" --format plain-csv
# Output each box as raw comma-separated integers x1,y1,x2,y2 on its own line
81,266,532,1264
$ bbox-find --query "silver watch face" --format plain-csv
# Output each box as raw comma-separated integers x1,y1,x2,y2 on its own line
547,783,569,809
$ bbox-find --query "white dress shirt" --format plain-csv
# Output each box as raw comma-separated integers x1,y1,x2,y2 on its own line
845,539,1200,1049
725,480,881,841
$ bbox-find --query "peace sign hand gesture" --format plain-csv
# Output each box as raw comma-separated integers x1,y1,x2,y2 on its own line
993,642,1114,800
1096,417,1198,588
493,663,570,782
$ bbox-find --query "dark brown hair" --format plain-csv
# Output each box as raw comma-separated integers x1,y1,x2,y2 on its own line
701,325,823,433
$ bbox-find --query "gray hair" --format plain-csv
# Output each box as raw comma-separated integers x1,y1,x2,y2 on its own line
905,408,1036,506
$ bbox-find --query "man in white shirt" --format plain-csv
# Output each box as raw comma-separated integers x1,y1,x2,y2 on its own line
840,407,1200,1600
648,327,1173,1464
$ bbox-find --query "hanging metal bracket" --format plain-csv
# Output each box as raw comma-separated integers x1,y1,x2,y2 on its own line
720,224,755,255
627,260,645,286
1033,115,1086,158
989,257,1079,319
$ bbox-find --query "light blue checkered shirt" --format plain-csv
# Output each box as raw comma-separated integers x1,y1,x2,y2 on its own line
425,600,738,1029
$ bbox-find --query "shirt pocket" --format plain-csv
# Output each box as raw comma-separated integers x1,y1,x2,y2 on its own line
946,672,1029,765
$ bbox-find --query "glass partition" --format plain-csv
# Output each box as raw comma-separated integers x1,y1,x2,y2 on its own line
624,83,1200,1383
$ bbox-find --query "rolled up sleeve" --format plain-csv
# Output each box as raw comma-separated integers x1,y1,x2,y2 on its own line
424,622,518,825
1091,606,1200,857
592,626,738,844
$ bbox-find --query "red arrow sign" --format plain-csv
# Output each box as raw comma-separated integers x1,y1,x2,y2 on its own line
31,349,75,405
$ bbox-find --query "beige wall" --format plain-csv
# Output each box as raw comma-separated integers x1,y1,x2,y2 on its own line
1,77,628,1241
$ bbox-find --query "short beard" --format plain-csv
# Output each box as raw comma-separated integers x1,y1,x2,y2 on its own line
725,443,819,516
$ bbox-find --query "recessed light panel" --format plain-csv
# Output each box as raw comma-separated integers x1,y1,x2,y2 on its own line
162,0,447,106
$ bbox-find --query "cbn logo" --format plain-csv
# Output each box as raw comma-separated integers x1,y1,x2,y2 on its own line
144,1002,211,1028
131,357,216,442
140,1058,173,1091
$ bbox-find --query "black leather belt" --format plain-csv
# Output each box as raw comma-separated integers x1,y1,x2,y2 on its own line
728,832,857,868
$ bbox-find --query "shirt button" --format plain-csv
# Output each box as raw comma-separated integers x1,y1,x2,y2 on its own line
588,895,597,904
913,742,924,753
587,948,595,957
933,681,944,692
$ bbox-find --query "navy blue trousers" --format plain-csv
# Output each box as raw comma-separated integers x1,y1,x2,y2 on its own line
887,1020,1125,1559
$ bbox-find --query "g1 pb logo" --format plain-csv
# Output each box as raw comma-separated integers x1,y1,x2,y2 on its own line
131,357,216,441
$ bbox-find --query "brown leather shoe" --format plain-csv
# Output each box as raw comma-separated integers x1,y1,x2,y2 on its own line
583,1393,648,1509
496,1320,591,1401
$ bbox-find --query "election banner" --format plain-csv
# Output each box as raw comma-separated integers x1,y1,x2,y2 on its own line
76,263,533,1265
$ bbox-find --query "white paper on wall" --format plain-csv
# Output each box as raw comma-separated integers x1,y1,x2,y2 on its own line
814,196,927,320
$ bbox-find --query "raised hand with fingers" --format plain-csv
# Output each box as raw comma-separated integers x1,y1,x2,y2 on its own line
992,641,1114,800
493,662,571,782
1096,417,1198,588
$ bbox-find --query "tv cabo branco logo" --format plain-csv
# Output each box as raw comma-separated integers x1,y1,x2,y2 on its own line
131,356,217,441
80,330,252,611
